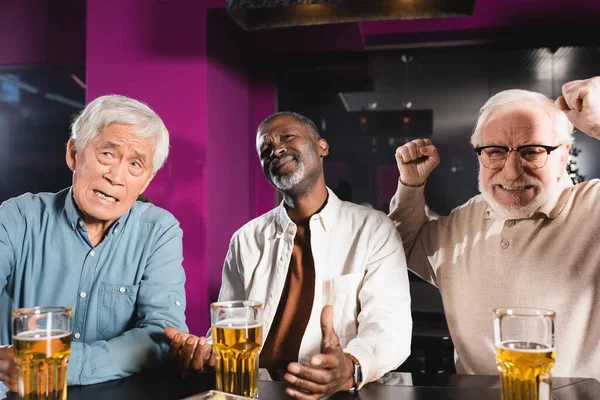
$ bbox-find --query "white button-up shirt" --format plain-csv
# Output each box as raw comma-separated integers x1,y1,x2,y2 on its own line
217,189,412,385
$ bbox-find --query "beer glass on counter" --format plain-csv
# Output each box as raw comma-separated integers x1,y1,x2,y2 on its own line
12,306,73,400
494,307,555,400
210,301,263,399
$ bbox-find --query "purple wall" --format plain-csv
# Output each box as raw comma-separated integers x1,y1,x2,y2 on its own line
205,65,276,302
206,35,252,304
206,11,277,303
0,0,85,65
249,79,278,216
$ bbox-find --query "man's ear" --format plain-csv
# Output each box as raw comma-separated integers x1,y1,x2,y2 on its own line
318,138,329,157
65,139,77,172
560,144,572,170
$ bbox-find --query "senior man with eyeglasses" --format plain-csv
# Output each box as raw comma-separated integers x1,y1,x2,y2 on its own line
389,77,600,380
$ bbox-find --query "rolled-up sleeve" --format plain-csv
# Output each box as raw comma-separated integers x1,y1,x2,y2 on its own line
344,215,412,387
68,221,187,385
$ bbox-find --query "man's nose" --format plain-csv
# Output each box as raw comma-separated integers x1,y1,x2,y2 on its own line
270,143,287,158
502,151,524,180
104,162,126,185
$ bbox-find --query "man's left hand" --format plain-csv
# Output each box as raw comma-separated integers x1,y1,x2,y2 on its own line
164,327,215,372
556,76,600,139
283,306,355,399
0,346,17,392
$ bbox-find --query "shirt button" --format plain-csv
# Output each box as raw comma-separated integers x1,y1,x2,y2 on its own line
505,220,516,227
90,250,95,257
269,293,275,299
71,223,75,229
119,287,125,293
175,300,181,307
288,226,294,234
501,239,510,249
280,256,287,262
114,228,118,234
78,221,84,227
74,333,81,339
79,291,87,298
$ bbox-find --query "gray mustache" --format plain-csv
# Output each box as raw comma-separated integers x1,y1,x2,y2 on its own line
489,175,542,189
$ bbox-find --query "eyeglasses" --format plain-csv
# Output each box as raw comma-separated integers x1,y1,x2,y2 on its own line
474,144,560,170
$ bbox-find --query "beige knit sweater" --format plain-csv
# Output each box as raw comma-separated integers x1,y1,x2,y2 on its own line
390,178,600,380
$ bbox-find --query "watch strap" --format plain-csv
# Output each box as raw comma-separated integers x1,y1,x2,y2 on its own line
346,353,362,390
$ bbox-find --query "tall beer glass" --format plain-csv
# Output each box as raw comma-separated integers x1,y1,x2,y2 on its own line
211,301,263,399
494,307,555,400
12,306,73,400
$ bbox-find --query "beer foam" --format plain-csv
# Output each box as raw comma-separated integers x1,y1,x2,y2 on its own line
13,329,71,341
214,319,261,329
497,341,554,353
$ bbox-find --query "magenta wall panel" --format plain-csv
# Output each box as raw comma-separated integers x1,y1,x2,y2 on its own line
0,0,85,65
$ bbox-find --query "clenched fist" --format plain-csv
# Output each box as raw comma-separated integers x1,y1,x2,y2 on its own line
556,77,600,140
395,139,440,187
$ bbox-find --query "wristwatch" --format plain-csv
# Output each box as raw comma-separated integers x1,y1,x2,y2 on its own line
346,353,363,390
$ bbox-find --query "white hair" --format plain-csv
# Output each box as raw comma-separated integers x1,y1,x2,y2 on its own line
70,95,169,173
470,89,574,147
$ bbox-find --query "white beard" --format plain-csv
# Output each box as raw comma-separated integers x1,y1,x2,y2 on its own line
270,162,306,191
478,169,560,219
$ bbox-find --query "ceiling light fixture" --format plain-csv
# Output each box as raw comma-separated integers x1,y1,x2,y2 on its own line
227,0,477,30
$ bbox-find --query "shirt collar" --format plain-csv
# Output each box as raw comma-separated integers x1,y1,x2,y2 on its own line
484,172,574,220
274,187,341,235
64,187,82,230
64,186,127,235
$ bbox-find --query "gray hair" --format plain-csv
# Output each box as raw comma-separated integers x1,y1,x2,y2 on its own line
470,89,574,147
70,95,169,173
257,111,321,140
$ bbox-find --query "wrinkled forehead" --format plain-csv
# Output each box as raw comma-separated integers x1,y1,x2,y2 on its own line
91,123,156,154
481,103,555,145
256,116,304,146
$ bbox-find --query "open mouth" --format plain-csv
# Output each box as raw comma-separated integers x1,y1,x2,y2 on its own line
93,189,119,203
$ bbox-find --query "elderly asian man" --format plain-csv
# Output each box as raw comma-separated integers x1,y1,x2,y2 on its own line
389,77,600,380
0,95,187,390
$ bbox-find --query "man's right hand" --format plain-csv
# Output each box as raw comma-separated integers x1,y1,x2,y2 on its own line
395,139,440,187
0,346,17,392
164,327,216,372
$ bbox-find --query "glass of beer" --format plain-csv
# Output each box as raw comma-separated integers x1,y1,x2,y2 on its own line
210,300,263,399
12,306,73,400
494,307,555,400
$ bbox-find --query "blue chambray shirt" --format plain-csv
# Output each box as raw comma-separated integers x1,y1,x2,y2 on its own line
0,187,188,385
